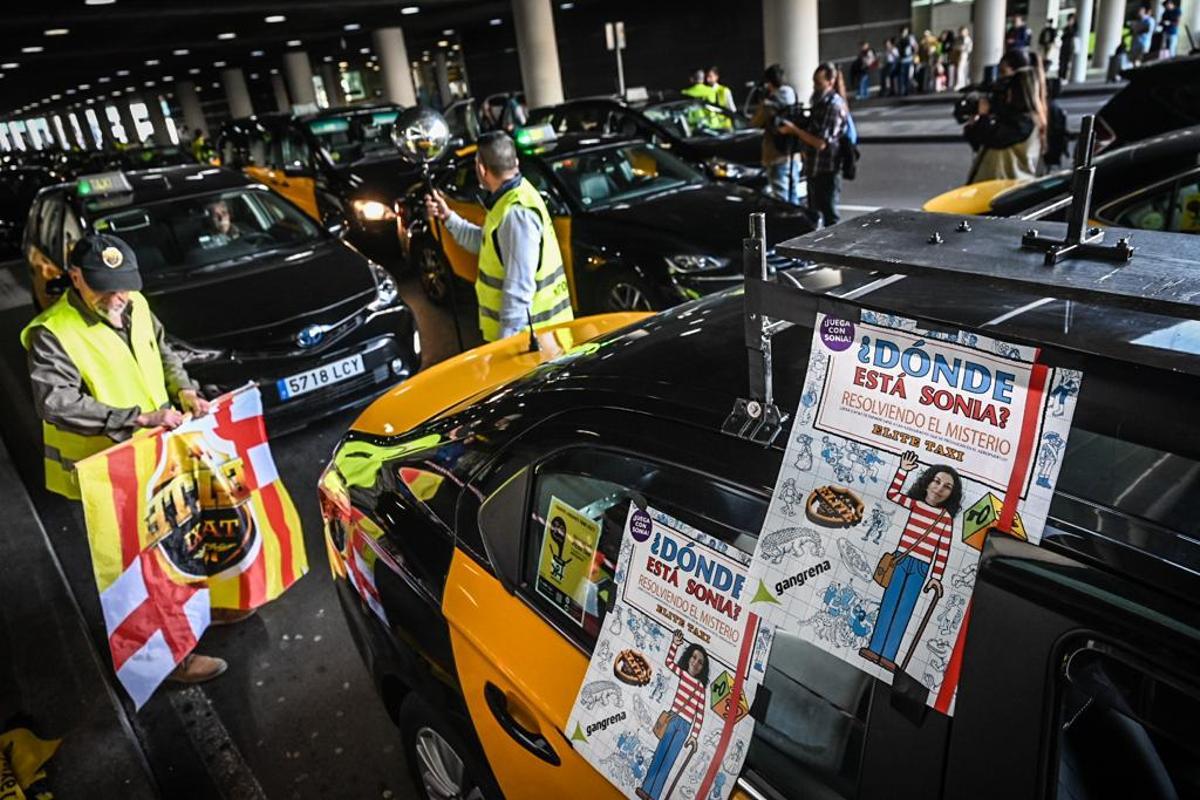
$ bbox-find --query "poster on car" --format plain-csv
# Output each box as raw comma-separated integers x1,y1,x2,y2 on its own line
565,505,766,800
745,310,1082,715
536,496,602,626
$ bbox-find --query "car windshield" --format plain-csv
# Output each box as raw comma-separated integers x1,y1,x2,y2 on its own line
91,187,322,273
546,143,706,209
643,100,747,138
308,110,400,164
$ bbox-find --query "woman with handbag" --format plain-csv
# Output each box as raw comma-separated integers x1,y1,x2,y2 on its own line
637,630,709,800
859,451,962,673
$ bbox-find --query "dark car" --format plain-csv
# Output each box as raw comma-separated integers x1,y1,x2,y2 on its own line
402,131,814,312
0,164,63,253
924,124,1200,233
1096,55,1200,149
216,104,421,255
318,218,1200,799
22,165,418,430
528,96,765,183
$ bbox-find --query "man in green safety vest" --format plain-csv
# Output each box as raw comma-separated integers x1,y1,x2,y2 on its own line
424,131,573,343
21,233,229,683
705,66,737,115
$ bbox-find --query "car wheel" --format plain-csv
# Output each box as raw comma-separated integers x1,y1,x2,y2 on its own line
416,237,453,306
398,693,494,800
599,271,657,313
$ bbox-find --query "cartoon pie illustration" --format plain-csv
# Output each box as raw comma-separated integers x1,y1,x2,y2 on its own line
613,649,653,686
805,485,865,528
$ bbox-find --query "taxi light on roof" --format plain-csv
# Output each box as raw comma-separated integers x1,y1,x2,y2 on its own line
513,123,556,149
76,171,132,198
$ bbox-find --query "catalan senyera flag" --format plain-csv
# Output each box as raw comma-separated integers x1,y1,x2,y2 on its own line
76,385,307,707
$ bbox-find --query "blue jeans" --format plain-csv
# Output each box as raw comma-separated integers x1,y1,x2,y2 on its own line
869,556,929,662
899,60,914,95
768,158,803,205
857,74,871,99
642,714,689,799
1165,33,1178,56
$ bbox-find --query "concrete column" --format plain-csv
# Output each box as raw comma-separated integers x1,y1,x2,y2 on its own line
175,80,209,137
1071,0,1095,82
283,51,317,110
762,0,820,102
143,94,171,145
1093,0,1125,69
1190,0,1200,47
373,27,417,107
434,51,452,107
270,73,291,112
319,63,345,108
1027,0,1062,30
220,68,254,120
117,101,140,145
512,0,564,108
970,0,1006,84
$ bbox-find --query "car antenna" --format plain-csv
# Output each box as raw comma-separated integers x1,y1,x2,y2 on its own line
526,308,540,353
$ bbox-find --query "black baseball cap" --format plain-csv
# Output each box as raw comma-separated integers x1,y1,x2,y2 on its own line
69,233,142,292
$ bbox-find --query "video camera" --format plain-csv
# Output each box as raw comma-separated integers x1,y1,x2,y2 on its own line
952,73,1014,124
768,101,812,151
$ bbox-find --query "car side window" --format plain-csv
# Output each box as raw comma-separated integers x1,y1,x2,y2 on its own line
1106,173,1200,233
1051,641,1200,799
521,162,568,215
440,161,477,202
61,207,84,266
280,132,310,170
38,199,65,263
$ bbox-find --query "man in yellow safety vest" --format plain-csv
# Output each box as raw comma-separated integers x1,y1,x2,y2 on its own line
20,233,229,683
424,131,573,343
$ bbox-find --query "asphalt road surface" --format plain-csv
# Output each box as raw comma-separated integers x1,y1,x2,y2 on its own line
0,130,1041,799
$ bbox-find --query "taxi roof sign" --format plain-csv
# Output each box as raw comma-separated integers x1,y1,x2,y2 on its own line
76,171,133,198
513,123,557,150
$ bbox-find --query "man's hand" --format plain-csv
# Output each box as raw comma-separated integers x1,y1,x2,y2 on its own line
136,408,185,430
179,389,210,417
777,118,802,137
424,190,450,222
900,450,919,471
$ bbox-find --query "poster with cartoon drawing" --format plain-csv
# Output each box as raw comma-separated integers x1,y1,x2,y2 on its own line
565,505,765,800
745,310,1082,715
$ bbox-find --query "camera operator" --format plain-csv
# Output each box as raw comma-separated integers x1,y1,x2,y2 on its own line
750,64,803,205
962,50,1046,184
774,63,850,228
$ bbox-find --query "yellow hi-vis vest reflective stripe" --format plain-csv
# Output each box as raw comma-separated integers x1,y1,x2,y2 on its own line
20,291,169,499
476,178,573,343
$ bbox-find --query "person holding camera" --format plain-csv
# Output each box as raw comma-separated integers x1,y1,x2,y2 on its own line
962,50,1047,184
750,64,803,205
776,63,850,228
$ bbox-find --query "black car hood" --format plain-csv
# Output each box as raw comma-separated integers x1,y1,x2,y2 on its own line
330,156,422,204
142,240,376,350
585,182,814,257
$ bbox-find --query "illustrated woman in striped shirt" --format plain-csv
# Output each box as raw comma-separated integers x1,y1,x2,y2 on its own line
637,629,709,800
859,450,962,673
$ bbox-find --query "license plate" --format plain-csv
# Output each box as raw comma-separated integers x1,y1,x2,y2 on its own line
276,354,364,401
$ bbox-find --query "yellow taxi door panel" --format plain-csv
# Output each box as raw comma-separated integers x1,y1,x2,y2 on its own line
442,551,619,798
269,169,320,220
438,198,483,283
551,215,578,310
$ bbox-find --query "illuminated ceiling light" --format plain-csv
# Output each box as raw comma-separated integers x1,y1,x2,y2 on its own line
343,23,360,31
78,83,90,89
173,48,189,56
44,28,69,36
51,93,62,100
85,0,117,5
124,86,134,92
269,67,279,74
359,47,370,54
323,55,332,62
145,58,159,66
144,80,155,86
66,88,76,94
287,39,302,47
116,68,130,76
489,17,502,25
21,46,45,53
218,32,236,40
437,39,448,47
111,90,120,96
250,72,259,79
560,1,574,7
264,15,285,23
251,49,265,57
162,75,173,82
211,82,220,88
98,76,111,83
1,63,18,69
188,67,201,74
338,61,348,68
442,28,454,35
214,60,227,67
400,5,419,15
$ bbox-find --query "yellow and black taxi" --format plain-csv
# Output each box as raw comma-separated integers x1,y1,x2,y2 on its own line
401,127,814,312
924,124,1200,234
1095,54,1200,150
527,96,764,183
1,162,63,254
22,165,418,429
216,104,421,254
318,207,1200,798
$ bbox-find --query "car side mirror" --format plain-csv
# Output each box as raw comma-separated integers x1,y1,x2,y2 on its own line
476,466,531,593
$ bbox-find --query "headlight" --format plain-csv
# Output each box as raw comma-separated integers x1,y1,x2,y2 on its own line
665,254,729,274
707,159,745,180
367,261,399,311
352,198,396,222
168,336,225,365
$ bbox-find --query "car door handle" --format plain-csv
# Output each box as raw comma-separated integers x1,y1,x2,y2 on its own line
483,682,560,766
